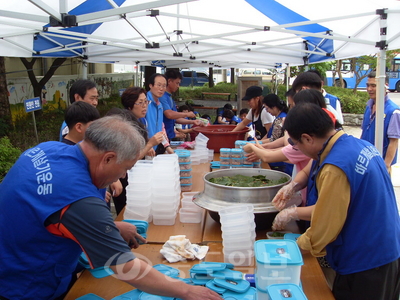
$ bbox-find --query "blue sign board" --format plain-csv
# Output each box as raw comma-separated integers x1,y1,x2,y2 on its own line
24,97,42,113
119,89,126,96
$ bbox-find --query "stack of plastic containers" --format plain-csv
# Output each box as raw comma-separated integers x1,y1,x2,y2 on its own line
176,150,193,192
210,161,221,171
219,148,249,169
208,149,214,161
191,133,210,165
195,132,209,149
243,154,254,168
234,140,263,148
235,140,248,149
254,239,304,299
124,160,153,221
235,140,262,168
220,148,231,169
230,148,243,168
253,158,262,168
219,204,256,266
179,191,204,223
151,154,181,225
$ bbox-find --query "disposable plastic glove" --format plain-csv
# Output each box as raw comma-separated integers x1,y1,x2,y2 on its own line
272,205,299,231
272,181,299,211
283,191,303,209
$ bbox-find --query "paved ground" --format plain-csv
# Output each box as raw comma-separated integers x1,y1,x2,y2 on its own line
343,125,400,213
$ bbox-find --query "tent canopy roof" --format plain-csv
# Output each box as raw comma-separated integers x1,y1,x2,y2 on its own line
1,0,400,68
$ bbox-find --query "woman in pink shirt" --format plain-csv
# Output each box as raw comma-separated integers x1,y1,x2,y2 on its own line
243,89,332,204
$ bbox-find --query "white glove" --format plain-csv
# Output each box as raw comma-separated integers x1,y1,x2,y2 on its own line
283,191,303,209
272,181,299,211
272,205,299,231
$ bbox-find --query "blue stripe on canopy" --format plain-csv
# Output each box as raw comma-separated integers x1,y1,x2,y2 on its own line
34,0,125,57
246,0,334,63
151,60,167,67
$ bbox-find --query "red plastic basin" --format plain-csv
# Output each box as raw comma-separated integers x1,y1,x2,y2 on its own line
193,125,249,152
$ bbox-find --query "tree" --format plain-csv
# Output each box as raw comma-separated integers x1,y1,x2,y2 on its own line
290,61,334,81
20,57,67,98
208,67,214,88
349,51,398,93
334,60,345,88
335,50,399,93
0,57,12,137
349,56,375,93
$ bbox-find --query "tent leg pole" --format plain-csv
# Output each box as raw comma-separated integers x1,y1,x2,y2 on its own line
374,9,388,157
286,63,290,91
82,61,88,79
375,50,386,156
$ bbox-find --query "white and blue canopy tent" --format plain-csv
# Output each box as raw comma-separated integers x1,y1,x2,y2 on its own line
1,0,400,67
1,0,400,153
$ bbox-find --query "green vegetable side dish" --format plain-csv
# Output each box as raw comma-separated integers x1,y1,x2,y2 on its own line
270,232,286,237
208,174,288,187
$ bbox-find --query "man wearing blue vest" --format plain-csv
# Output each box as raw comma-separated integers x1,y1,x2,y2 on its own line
361,71,400,172
0,116,221,300
145,73,174,154
292,71,344,125
159,70,203,141
59,79,99,141
281,103,400,300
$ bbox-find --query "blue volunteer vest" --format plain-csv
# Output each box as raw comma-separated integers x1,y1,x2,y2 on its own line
181,119,190,130
231,115,241,124
159,91,177,140
325,93,339,110
59,120,68,141
361,97,399,164
268,112,290,173
145,91,164,149
213,107,225,124
0,142,104,299
307,134,400,275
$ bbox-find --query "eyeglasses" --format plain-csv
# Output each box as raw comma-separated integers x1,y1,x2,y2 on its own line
134,100,150,107
288,137,300,151
154,83,167,89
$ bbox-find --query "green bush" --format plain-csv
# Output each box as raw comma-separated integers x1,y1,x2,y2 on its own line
178,83,238,101
178,82,369,115
0,137,22,181
0,115,12,138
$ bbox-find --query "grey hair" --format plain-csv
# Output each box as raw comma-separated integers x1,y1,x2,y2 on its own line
84,115,145,163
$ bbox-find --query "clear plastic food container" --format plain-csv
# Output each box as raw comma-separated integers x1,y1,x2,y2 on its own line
220,148,231,158
179,208,203,223
180,176,193,184
231,148,244,158
180,168,192,177
179,162,192,170
180,183,193,192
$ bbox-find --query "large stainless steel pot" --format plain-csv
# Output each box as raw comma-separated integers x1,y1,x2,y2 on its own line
193,168,291,213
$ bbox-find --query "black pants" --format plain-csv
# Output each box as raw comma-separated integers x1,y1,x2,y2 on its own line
333,258,400,300
155,143,166,155
113,175,128,216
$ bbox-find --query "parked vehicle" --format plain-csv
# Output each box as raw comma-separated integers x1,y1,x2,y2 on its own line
239,68,284,83
180,70,210,86
326,55,400,91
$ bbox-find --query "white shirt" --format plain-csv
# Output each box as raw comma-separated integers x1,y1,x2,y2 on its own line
246,108,274,124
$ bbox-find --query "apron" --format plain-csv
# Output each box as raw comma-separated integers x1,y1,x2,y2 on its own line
252,108,267,140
